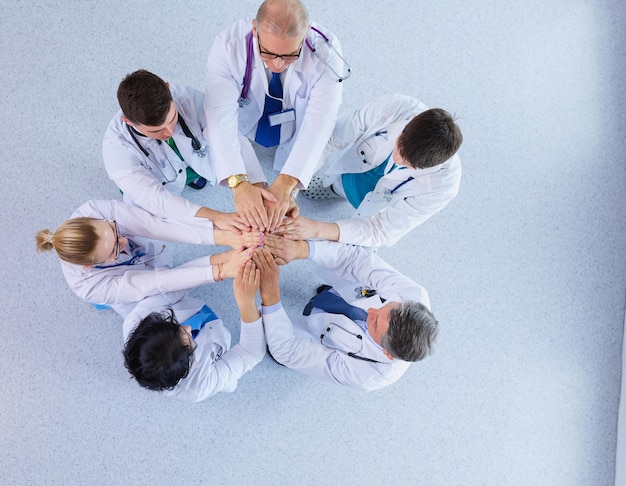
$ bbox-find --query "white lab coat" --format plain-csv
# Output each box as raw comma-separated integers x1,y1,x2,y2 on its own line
204,19,343,189
321,94,462,247
263,240,431,391
123,292,266,402
61,200,219,317
102,84,215,219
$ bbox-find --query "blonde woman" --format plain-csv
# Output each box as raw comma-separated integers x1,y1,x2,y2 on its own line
36,199,262,317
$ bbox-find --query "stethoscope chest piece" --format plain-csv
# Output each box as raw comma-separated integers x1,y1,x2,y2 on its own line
193,144,208,158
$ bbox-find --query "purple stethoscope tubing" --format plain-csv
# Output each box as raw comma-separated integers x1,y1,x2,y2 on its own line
238,26,349,106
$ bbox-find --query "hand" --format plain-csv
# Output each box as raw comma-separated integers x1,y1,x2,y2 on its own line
210,248,237,265
220,246,253,279
211,211,251,234
277,216,340,241
265,190,299,233
265,175,299,232
214,229,265,250
233,260,260,323
234,230,265,250
232,182,277,231
277,215,317,240
251,246,281,306
264,234,309,265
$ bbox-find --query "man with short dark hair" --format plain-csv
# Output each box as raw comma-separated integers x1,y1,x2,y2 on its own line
204,0,346,233
123,262,266,402
103,70,247,233
278,94,463,247
257,238,438,391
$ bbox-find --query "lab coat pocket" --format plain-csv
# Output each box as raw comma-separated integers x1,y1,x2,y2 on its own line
355,138,377,166
320,321,365,355
278,113,297,144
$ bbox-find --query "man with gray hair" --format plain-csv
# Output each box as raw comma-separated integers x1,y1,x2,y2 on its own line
255,237,438,391
204,0,346,234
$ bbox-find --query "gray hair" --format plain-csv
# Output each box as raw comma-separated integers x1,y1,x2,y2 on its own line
255,0,309,38
381,300,439,362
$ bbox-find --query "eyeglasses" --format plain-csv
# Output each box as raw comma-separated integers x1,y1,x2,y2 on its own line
257,32,304,62
93,220,120,265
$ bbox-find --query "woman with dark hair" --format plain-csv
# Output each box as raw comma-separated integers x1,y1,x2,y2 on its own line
122,261,265,402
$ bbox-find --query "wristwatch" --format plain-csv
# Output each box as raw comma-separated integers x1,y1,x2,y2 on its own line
227,174,249,189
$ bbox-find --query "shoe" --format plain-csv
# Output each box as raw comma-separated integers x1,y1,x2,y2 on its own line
303,284,333,315
301,176,342,200
91,303,112,311
188,177,207,190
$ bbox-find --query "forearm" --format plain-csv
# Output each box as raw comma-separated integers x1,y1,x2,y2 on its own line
212,229,240,248
292,240,312,261
260,286,280,307
337,196,450,247
281,77,342,188
178,318,266,402
114,170,201,219
270,174,299,197
311,221,340,241
195,206,221,221
239,303,261,323
75,265,214,306
94,200,216,246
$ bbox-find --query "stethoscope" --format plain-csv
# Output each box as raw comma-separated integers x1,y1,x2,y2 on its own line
94,241,166,269
126,114,207,184
383,176,415,202
374,149,415,202
238,26,352,107
319,322,382,363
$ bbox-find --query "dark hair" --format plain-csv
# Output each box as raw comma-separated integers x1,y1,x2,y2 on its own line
396,108,463,169
382,301,439,362
116,69,172,126
123,309,195,391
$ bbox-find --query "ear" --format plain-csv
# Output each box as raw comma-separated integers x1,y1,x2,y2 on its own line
120,115,133,126
165,81,170,88
382,349,395,360
82,264,92,270
252,19,257,35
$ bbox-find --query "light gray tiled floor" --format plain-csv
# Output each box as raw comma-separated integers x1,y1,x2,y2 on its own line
1,1,625,485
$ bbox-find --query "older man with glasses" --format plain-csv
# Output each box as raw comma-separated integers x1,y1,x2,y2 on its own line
204,0,346,234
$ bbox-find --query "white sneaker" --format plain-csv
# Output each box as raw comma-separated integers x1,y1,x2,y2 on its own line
302,176,343,200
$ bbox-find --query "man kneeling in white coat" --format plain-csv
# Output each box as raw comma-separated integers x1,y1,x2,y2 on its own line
278,94,463,248
257,237,438,391
122,264,266,403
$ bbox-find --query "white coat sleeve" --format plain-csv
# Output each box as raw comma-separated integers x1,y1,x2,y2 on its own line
263,305,388,391
173,317,267,402
335,189,457,247
102,136,202,219
78,200,216,245
66,256,217,306
309,241,429,305
329,94,425,153
204,28,254,184
280,51,343,188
